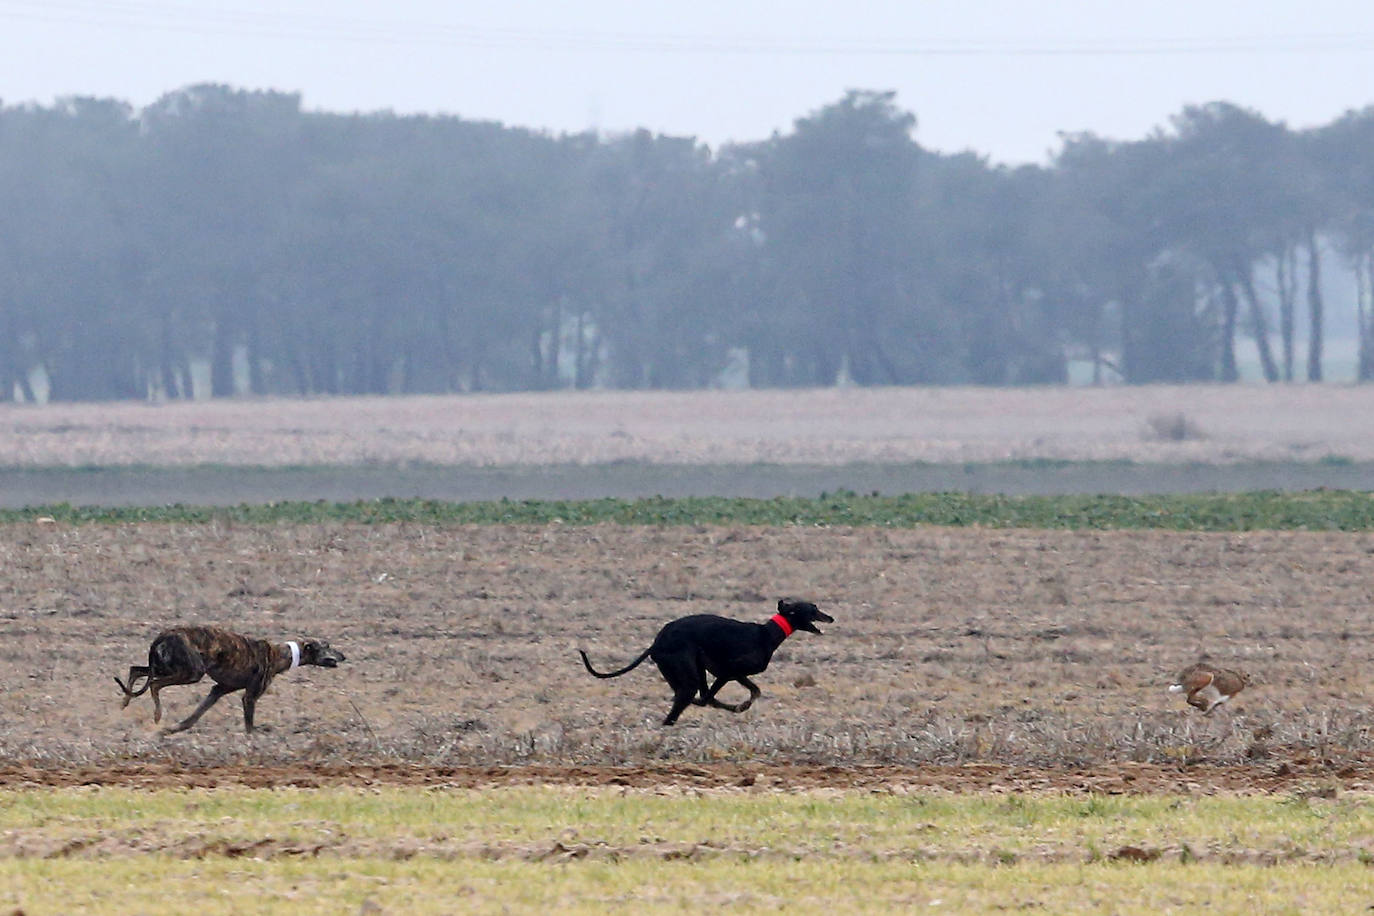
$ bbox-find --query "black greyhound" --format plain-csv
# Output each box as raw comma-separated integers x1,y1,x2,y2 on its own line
579,598,833,725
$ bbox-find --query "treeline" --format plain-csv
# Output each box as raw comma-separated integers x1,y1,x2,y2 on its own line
3,85,1374,401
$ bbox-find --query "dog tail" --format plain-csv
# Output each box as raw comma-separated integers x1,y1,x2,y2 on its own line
579,647,651,679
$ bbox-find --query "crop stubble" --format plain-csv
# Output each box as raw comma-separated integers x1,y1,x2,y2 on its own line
1,520,1373,792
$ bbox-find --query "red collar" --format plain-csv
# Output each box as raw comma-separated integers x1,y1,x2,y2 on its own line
770,613,794,638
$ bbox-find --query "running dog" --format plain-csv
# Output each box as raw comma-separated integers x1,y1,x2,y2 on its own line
579,598,833,725
115,625,346,734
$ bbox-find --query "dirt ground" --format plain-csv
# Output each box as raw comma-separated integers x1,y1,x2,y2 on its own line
3,521,1374,793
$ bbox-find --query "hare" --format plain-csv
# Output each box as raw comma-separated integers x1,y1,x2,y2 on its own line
1169,661,1247,714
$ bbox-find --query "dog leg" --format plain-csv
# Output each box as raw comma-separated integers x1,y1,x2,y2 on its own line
146,672,203,724
731,677,762,713
161,684,234,735
700,676,762,713
663,687,697,726
241,690,263,734
692,670,720,706
655,655,703,726
700,677,746,712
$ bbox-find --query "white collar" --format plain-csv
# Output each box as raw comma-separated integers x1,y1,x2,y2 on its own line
287,641,301,670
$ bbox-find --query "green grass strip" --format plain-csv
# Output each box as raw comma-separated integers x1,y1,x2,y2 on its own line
10,859,1372,916
6,787,1374,914
5,489,1374,530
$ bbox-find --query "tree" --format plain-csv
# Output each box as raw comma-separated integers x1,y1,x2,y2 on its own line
139,85,306,397
1153,103,1303,382
0,97,144,401
748,90,925,386
1050,133,1215,383
1308,108,1374,380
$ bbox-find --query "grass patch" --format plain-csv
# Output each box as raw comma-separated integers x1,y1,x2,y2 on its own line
6,489,1374,530
7,859,1372,915
5,786,1373,860
5,787,1374,914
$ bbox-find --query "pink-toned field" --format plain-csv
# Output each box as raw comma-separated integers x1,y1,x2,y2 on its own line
2,384,1373,467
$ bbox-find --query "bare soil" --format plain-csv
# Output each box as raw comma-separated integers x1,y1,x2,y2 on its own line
3,521,1374,792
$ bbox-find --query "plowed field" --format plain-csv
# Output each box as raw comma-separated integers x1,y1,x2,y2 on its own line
4,520,1373,793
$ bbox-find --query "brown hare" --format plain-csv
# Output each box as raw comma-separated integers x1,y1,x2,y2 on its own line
1169,661,1247,714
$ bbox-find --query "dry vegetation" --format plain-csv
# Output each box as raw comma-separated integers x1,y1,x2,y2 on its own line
8,786,1374,915
3,519,1374,785
3,383,1374,466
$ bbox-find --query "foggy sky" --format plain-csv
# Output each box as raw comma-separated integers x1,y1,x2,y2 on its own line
4,0,1374,164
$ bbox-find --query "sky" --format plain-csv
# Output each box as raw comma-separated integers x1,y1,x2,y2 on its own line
4,0,1374,165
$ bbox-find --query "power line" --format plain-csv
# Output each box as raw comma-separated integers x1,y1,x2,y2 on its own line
4,0,1374,56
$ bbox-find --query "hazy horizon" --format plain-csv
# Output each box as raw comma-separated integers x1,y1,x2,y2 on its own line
5,1,1374,165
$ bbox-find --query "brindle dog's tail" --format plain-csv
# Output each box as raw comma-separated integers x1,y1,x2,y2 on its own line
114,670,151,702
116,630,196,704
579,647,652,679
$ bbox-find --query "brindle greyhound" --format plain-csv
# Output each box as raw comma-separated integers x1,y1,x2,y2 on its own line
579,598,833,725
115,626,345,734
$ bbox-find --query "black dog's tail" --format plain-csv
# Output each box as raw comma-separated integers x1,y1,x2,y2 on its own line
580,647,651,679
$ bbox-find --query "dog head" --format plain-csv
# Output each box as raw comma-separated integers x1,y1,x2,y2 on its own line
776,598,833,635
299,639,347,668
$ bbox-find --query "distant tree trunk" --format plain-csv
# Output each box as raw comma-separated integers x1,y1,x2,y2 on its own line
368,312,389,394
210,310,235,398
438,304,461,392
398,347,411,394
317,341,339,395
573,309,587,389
1358,252,1374,381
245,308,264,395
546,296,564,389
1306,228,1324,382
286,341,310,395
856,323,901,386
158,309,179,399
1234,264,1279,382
0,310,16,402
1218,278,1240,382
1275,245,1297,382
528,325,545,390
469,332,485,392
10,314,36,402
573,308,598,390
